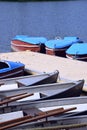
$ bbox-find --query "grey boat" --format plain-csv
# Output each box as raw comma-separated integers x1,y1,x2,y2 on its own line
0,96,87,130
0,80,84,103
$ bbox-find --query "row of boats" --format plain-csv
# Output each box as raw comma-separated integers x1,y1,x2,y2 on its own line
0,60,87,129
11,35,87,61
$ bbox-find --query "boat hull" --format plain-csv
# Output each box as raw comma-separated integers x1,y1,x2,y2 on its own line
11,40,40,52
0,70,59,97
37,79,84,101
66,54,87,62
0,66,24,79
0,60,25,79
0,79,84,101
45,37,83,57
66,43,87,61
0,96,87,130
46,47,67,57
11,114,87,130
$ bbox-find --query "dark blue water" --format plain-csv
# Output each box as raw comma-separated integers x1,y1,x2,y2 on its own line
0,0,87,52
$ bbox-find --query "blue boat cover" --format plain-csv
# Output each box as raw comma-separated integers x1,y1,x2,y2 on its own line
45,36,81,49
45,39,75,49
0,60,25,73
64,36,83,43
64,36,79,42
13,35,47,44
66,43,87,55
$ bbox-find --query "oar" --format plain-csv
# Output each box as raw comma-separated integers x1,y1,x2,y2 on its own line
36,107,64,116
2,92,28,100
0,107,77,130
0,107,64,126
0,93,34,105
0,114,32,127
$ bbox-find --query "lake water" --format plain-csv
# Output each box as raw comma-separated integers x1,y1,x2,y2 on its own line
0,0,87,52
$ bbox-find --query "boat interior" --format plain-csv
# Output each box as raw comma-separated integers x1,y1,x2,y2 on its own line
0,62,9,69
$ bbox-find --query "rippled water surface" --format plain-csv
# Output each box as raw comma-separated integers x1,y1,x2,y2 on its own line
0,0,87,52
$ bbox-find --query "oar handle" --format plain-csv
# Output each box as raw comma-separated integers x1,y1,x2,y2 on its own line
3,93,27,100
0,93,34,105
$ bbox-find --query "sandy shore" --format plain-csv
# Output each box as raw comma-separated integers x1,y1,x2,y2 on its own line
0,51,87,90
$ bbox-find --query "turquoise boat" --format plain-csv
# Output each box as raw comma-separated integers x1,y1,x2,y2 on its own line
11,35,47,53
13,35,47,45
66,43,87,61
45,36,83,57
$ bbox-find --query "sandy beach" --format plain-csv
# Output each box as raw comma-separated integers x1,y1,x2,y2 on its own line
0,51,87,89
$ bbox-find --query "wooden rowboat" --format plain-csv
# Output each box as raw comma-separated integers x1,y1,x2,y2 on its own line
0,79,84,103
11,35,47,53
10,110,87,130
0,60,25,79
0,96,87,130
66,43,87,61
0,70,59,95
0,107,78,130
45,36,83,57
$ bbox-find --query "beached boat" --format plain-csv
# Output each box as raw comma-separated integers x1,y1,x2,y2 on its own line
0,60,25,79
0,95,87,114
0,70,59,95
10,110,87,130
11,35,47,53
0,96,87,130
45,36,83,57
66,43,87,61
0,79,84,102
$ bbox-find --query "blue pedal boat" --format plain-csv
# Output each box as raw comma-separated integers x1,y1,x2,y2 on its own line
0,60,25,79
11,35,47,53
66,43,87,61
45,36,83,57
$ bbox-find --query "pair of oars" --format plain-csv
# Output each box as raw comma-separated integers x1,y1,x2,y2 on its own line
0,106,77,130
0,92,33,105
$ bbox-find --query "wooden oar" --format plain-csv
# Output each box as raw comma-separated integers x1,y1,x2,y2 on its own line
0,107,77,130
0,107,64,126
0,114,32,127
3,92,28,100
36,107,64,116
0,93,34,105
